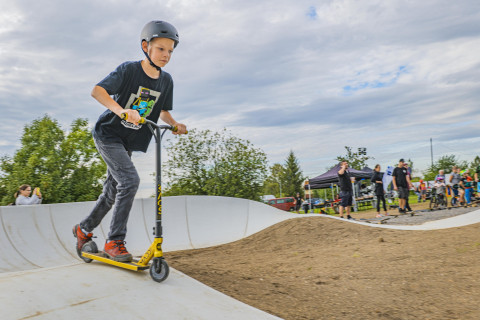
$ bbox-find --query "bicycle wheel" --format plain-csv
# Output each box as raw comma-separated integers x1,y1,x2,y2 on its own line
429,196,437,210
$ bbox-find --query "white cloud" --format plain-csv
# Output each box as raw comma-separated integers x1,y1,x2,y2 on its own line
1,0,480,194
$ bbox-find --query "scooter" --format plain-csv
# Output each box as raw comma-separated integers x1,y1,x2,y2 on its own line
79,114,180,283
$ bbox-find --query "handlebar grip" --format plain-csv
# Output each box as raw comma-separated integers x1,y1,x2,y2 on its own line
172,126,188,134
121,113,145,124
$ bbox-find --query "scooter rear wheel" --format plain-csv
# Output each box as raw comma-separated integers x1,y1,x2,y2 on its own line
80,241,98,263
150,257,169,283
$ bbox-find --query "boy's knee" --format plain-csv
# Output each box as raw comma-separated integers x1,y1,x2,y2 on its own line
128,173,140,191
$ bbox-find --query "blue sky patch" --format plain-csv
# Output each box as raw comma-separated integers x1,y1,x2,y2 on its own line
307,6,317,20
342,66,408,95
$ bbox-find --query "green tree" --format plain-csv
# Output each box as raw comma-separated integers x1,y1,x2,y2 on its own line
163,128,267,201
282,151,304,197
469,156,480,173
335,146,374,170
58,118,107,202
262,163,286,197
423,154,468,181
0,115,106,205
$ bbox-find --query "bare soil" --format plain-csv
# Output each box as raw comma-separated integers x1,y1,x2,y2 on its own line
165,213,480,320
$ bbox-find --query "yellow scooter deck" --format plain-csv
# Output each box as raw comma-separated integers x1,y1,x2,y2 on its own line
82,252,150,271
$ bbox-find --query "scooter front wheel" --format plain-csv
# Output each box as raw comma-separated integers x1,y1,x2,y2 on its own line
80,241,98,263
150,257,169,283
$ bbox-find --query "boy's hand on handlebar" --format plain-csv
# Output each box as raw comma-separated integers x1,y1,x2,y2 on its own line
120,109,141,125
173,123,187,135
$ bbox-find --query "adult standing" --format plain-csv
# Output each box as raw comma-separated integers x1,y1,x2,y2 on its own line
371,164,388,217
392,159,413,215
294,192,303,213
337,161,353,219
435,170,446,182
403,162,413,212
14,184,42,205
449,166,462,206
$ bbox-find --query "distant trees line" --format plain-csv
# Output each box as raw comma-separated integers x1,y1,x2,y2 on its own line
0,116,303,205
0,115,106,205
3,116,474,206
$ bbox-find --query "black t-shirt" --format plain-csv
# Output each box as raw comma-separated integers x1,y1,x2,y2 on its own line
93,61,174,152
392,166,408,187
338,170,353,192
295,196,302,206
371,171,384,195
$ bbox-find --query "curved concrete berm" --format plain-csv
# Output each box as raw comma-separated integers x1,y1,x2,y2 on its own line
1,196,479,320
0,196,307,320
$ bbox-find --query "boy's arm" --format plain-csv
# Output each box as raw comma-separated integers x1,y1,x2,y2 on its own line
160,110,187,134
91,86,141,124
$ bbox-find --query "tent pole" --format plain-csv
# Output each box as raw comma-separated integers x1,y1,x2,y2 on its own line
309,183,312,213
352,179,358,212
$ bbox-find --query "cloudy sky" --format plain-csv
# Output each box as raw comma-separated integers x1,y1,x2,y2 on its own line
1,0,479,197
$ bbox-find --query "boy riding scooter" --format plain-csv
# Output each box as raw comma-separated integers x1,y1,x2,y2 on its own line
73,20,187,262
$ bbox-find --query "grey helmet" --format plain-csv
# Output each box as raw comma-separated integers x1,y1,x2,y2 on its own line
141,21,179,47
141,21,179,71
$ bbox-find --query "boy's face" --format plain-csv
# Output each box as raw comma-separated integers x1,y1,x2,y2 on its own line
143,38,175,68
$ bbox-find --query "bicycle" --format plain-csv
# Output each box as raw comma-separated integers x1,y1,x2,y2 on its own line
429,187,447,210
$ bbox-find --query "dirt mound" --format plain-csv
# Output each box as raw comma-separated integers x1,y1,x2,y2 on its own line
165,217,480,320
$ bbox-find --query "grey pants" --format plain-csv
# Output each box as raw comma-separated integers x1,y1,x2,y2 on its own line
80,136,140,241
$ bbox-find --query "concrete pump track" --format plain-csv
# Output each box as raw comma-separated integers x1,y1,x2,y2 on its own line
1,196,479,319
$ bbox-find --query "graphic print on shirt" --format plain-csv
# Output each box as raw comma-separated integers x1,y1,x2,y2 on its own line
121,86,161,130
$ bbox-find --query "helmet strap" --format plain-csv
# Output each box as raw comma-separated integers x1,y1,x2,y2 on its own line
141,42,162,71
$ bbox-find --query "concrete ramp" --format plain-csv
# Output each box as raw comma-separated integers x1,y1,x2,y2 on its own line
0,196,301,273
0,196,301,320
1,196,479,319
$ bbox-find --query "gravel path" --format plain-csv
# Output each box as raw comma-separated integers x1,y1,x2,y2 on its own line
359,205,479,225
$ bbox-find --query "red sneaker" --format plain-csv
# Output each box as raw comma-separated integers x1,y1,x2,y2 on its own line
72,224,93,253
104,240,133,262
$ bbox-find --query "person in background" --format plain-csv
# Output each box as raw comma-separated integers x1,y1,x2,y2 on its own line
14,184,42,205
392,159,413,215
459,170,473,205
475,165,480,193
434,176,447,205
294,192,303,213
403,162,413,212
337,161,353,219
418,179,427,202
449,166,462,206
435,169,446,182
371,164,388,218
